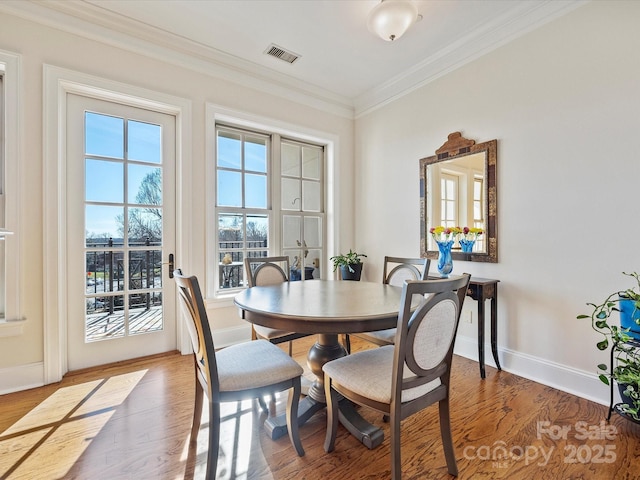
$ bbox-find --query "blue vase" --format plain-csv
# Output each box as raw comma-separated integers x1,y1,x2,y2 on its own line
459,239,476,253
436,240,454,278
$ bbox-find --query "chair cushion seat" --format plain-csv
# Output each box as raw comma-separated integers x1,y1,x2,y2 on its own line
217,339,303,392
357,328,396,345
253,324,298,340
322,346,440,404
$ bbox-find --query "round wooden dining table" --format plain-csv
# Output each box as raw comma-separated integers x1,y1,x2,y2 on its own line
234,279,408,449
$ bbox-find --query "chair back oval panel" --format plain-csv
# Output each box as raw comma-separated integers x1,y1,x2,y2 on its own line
254,263,288,286
409,297,458,371
386,265,422,287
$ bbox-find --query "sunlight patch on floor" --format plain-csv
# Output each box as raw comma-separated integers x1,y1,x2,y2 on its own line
0,369,147,479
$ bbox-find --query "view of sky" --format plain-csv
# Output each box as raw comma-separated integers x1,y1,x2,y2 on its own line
84,112,162,241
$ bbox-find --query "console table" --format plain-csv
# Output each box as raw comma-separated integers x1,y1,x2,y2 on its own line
467,277,501,378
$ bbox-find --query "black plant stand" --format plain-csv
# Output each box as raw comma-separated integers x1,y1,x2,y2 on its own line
607,338,640,423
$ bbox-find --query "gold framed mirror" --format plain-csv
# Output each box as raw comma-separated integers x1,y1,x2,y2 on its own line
420,132,497,263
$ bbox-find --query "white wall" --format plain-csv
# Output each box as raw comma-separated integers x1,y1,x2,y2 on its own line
0,11,354,390
354,1,640,405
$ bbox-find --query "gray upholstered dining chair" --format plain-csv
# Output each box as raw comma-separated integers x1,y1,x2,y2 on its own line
244,256,312,355
347,256,431,351
323,274,471,479
174,269,305,479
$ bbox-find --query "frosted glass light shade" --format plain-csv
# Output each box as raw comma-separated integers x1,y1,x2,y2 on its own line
367,0,418,42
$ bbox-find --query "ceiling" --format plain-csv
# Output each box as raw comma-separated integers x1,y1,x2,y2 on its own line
3,0,585,116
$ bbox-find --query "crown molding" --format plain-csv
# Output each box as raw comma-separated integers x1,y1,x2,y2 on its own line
353,0,589,117
0,0,588,120
0,0,356,118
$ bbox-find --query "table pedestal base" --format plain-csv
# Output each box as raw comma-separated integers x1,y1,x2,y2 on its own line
264,333,384,449
264,396,384,449
264,396,325,441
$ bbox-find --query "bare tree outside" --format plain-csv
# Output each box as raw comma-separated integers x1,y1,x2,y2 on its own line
117,169,162,244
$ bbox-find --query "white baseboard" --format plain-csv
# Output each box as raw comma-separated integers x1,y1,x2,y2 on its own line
454,333,614,407
1,329,617,409
0,362,45,395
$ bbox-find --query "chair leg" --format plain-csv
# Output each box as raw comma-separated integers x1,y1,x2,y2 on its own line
343,334,351,354
439,398,459,476
206,397,221,480
323,375,339,452
269,394,277,416
390,412,402,480
257,396,269,413
286,378,305,457
191,375,204,443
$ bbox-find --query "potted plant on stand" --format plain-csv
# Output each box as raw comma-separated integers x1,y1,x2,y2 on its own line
330,250,367,281
578,271,640,423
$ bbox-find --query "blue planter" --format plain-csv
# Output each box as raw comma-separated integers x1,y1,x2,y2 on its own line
459,239,476,253
436,240,454,278
620,297,640,340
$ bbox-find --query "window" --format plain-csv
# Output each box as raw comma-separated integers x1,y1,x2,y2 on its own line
0,51,20,327
440,174,458,228
281,140,324,281
214,125,325,294
473,176,485,251
0,73,5,316
216,127,269,291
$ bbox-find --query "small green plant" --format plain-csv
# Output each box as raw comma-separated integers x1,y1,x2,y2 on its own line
578,271,640,421
330,249,367,273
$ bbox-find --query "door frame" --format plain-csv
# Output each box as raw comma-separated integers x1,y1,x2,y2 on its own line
43,65,193,383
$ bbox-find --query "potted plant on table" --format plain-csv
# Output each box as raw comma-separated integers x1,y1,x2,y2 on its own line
577,271,640,422
330,249,367,281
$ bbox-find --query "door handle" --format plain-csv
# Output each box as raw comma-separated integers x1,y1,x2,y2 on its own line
168,253,175,278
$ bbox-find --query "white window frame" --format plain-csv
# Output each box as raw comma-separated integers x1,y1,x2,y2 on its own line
440,173,459,228
0,50,22,336
206,104,338,303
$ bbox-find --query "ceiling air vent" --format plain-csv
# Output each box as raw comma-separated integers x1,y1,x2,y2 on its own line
264,44,300,64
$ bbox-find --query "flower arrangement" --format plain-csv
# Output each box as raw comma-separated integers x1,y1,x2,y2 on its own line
459,227,484,253
429,226,458,277
460,226,484,240
429,226,462,244
430,226,484,254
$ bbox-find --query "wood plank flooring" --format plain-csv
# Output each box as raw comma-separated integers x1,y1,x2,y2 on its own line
1,337,639,479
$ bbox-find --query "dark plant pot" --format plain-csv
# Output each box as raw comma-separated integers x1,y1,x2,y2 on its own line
304,266,314,280
618,382,634,406
340,263,362,281
290,266,316,281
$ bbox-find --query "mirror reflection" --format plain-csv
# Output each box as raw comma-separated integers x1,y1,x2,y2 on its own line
420,133,498,263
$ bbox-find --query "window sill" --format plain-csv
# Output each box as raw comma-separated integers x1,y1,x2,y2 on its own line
207,292,242,309
0,317,27,337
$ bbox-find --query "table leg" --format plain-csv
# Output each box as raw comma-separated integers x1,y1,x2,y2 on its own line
490,293,501,371
265,333,385,448
477,297,486,379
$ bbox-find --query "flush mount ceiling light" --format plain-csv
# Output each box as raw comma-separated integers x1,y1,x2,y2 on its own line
367,0,419,42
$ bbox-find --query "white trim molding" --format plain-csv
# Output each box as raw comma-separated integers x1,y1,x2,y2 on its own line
0,49,22,329
0,361,44,395
454,333,612,408
42,65,192,383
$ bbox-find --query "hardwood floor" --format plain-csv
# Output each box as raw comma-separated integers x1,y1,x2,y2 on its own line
1,337,639,479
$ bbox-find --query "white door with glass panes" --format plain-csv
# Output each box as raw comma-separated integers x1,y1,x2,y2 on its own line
66,94,176,370
281,140,324,280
